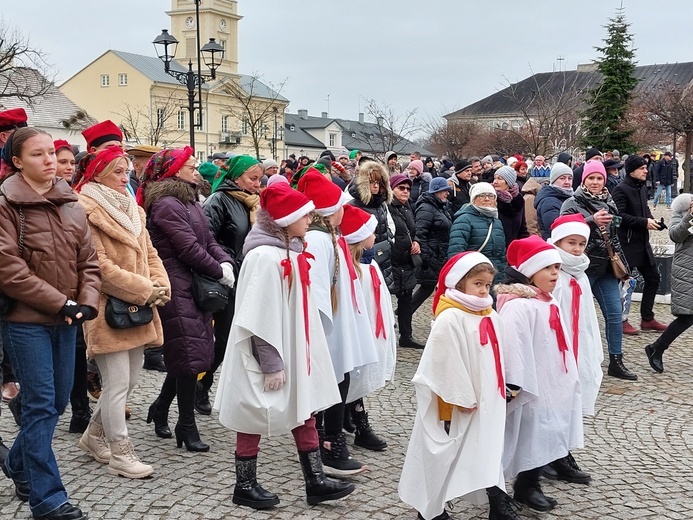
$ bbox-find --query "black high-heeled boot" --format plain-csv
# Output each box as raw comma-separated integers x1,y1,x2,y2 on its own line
174,421,210,452
146,398,172,439
175,376,209,452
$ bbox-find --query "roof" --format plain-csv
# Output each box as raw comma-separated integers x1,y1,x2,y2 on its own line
445,62,693,120
283,113,326,148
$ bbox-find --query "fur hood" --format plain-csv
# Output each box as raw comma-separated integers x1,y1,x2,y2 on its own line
671,192,693,215
143,178,197,212
242,208,304,256
494,282,553,311
350,160,393,206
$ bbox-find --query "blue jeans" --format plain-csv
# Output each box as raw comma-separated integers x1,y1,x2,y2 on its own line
653,183,672,206
2,322,76,516
588,272,623,355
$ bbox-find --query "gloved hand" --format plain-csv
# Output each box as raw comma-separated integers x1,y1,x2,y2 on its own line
60,300,92,325
60,299,80,321
219,262,235,288
72,305,96,326
263,370,286,392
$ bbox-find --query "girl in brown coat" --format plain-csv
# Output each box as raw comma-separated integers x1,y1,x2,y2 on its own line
74,146,170,479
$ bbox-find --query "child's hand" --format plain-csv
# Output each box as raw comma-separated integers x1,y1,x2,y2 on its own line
457,406,477,413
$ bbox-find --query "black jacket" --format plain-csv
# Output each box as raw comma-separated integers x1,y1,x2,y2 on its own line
449,178,471,216
611,175,656,267
654,158,677,186
388,199,417,295
414,192,452,285
202,178,252,269
347,184,390,245
497,191,529,247
410,175,430,204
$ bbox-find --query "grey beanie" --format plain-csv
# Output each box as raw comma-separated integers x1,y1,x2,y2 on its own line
481,155,494,165
495,165,517,188
550,162,574,184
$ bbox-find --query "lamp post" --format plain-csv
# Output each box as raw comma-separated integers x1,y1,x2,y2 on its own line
267,107,285,161
153,8,224,150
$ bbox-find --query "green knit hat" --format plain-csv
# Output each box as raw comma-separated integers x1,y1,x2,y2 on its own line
349,150,360,160
212,155,260,192
198,162,219,183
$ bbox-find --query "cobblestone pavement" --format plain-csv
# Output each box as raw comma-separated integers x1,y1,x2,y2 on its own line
0,203,689,519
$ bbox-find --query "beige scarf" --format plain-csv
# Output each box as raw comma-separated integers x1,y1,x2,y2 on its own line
226,190,260,225
81,182,142,236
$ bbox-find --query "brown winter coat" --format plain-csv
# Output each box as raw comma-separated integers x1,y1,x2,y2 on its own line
0,174,101,323
78,193,168,357
522,177,542,236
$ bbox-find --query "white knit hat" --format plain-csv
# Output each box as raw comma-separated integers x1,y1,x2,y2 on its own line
470,182,497,202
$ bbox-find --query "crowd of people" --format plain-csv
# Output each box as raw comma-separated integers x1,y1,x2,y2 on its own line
0,106,690,520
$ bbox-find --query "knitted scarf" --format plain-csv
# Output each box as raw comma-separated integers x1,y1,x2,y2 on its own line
226,189,260,225
81,182,141,237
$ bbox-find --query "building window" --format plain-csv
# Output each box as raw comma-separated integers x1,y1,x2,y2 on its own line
195,111,203,131
221,115,229,133
100,74,110,87
118,73,128,86
197,151,205,163
156,108,165,129
329,133,336,147
177,110,186,130
241,118,249,135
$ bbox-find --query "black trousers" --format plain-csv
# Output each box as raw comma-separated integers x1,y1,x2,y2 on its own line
320,373,350,437
70,328,88,407
633,262,660,321
656,315,693,349
199,291,236,392
396,290,414,339
411,283,436,315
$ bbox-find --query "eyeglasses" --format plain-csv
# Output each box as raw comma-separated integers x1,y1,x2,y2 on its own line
475,194,495,200
396,185,411,192
369,180,380,186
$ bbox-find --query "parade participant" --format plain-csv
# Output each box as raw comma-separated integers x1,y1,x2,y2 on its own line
298,171,377,476
53,140,76,184
140,147,234,452
496,236,583,513
545,214,602,483
400,252,521,520
214,183,354,509
75,146,170,479
341,205,396,452
198,156,260,415
0,127,101,520
81,120,123,153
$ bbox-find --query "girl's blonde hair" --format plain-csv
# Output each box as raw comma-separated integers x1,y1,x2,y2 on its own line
348,242,364,279
311,211,340,312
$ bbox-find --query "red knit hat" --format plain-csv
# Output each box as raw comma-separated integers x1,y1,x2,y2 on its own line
296,171,346,216
507,235,562,279
0,108,28,132
53,139,72,153
260,184,315,227
340,205,377,245
550,214,590,243
432,252,493,310
82,120,123,150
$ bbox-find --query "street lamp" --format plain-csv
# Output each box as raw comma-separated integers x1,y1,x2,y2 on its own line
152,7,224,149
266,106,285,161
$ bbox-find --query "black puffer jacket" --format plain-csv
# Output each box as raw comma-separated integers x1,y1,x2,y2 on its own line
654,157,677,186
611,174,655,267
388,199,417,295
415,192,452,285
203,178,253,269
346,162,393,245
560,186,628,277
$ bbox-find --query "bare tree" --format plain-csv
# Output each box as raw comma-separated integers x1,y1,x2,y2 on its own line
220,74,287,159
0,19,53,103
117,91,187,146
351,99,419,160
423,117,481,161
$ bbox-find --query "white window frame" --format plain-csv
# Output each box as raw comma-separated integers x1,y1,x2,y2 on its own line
100,74,110,87
177,110,186,130
221,115,229,133
329,132,337,147
118,73,128,86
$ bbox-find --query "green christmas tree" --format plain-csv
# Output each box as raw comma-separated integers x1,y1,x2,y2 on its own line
580,7,638,153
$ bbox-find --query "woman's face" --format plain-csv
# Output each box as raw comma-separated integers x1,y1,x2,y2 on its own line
584,173,605,194
12,133,56,185
554,174,573,189
236,164,263,193
492,174,509,191
56,148,75,182
369,176,380,195
519,165,528,176
96,157,129,194
434,190,450,201
393,183,411,204
286,213,311,239
473,194,497,208
176,156,197,183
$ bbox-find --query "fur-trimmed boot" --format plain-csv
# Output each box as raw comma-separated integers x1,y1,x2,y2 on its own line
298,448,355,505
232,455,279,509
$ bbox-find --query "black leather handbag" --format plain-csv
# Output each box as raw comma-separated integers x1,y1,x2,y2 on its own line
0,207,25,316
192,272,230,313
105,297,154,329
372,240,391,267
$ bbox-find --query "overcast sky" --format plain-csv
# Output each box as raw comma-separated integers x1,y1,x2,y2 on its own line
3,0,693,125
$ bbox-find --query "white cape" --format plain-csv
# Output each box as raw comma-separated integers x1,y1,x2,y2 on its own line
399,308,507,520
305,230,378,381
346,261,397,402
553,270,604,416
214,245,340,436
498,293,584,478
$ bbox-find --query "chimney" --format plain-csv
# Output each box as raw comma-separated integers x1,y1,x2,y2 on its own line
321,112,328,118
358,112,364,124
298,109,308,119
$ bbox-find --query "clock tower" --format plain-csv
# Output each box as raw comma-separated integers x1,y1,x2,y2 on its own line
167,0,241,75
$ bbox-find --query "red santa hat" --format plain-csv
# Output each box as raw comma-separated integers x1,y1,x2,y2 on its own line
0,108,28,132
260,184,315,227
296,171,347,216
550,214,591,244
81,120,123,150
432,251,493,310
340,205,377,245
507,235,562,279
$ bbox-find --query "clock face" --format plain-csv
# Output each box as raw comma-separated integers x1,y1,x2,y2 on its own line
185,16,195,29
220,19,227,30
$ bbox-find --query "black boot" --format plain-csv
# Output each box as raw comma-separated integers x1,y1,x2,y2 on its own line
417,512,451,520
399,336,425,349
487,486,522,520
513,469,556,512
343,406,355,434
549,452,591,484
607,354,637,380
645,343,666,373
320,432,367,477
175,421,210,452
143,347,166,372
69,396,92,434
146,398,172,439
349,400,387,451
298,448,355,506
33,502,86,520
232,454,279,509
194,381,212,416
0,437,8,467
7,394,21,427
2,458,30,502
175,377,209,452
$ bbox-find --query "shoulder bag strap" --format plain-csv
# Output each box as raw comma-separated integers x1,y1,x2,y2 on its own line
478,222,493,252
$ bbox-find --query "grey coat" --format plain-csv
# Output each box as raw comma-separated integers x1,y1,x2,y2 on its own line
669,193,693,316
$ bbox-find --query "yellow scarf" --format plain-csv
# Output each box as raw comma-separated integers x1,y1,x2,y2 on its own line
434,294,492,318
227,190,260,225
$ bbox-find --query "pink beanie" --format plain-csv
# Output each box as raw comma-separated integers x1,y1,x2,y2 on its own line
582,161,607,183
409,159,424,175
